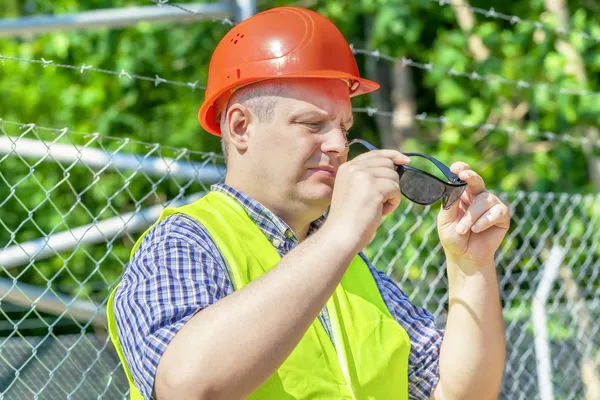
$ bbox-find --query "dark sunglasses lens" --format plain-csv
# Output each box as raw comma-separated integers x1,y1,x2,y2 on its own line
443,186,466,209
446,186,467,207
399,169,445,205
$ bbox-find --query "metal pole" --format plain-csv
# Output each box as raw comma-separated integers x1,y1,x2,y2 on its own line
0,278,106,325
0,193,205,269
233,0,257,21
0,136,225,182
0,2,233,37
532,245,566,400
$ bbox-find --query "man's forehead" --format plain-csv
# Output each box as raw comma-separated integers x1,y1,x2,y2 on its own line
290,106,353,124
283,87,352,119
282,79,350,100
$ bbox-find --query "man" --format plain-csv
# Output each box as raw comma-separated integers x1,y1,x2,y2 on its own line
108,6,509,400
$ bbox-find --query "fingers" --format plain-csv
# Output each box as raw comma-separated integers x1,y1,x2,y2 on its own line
347,164,401,215
377,179,401,216
450,161,470,175
367,167,402,181
347,155,397,170
451,163,486,197
346,166,400,196
456,192,495,235
471,203,510,233
456,192,509,235
340,159,401,201
438,161,472,223
341,151,409,182
355,149,411,166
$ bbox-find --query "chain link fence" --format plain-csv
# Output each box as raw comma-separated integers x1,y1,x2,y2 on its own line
0,120,599,399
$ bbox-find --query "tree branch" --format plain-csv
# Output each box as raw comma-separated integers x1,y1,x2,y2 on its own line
449,0,490,62
558,265,600,400
365,18,416,150
544,0,600,190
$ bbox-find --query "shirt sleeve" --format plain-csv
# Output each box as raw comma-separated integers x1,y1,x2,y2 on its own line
362,254,444,400
112,214,233,400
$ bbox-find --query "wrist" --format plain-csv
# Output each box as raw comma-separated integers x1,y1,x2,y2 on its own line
446,255,495,270
446,255,496,283
316,220,361,255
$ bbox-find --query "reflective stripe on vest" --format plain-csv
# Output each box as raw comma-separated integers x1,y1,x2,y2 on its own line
108,191,411,399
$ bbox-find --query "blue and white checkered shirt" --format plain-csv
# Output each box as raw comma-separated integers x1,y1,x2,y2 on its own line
114,183,443,399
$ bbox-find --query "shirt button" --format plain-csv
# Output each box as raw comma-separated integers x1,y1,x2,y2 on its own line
272,238,281,247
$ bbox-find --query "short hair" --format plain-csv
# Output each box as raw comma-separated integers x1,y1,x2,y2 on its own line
219,80,289,163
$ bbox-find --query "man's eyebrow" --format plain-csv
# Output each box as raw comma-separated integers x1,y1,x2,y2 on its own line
291,110,353,126
291,110,328,119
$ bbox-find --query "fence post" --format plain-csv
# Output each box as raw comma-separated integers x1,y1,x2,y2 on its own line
0,135,226,183
0,193,206,270
233,0,257,21
0,278,106,325
533,244,567,400
0,3,233,37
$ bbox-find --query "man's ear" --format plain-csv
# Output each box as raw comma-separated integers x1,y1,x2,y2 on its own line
226,103,253,152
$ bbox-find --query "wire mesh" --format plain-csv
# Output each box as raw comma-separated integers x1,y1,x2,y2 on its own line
368,190,600,400
0,120,224,399
0,120,598,399
349,45,600,98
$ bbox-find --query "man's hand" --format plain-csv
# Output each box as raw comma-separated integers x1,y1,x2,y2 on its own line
436,162,510,266
324,149,410,253
435,162,508,400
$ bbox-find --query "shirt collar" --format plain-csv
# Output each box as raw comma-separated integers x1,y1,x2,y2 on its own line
211,183,326,245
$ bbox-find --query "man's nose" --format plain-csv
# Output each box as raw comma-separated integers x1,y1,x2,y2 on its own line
321,128,349,156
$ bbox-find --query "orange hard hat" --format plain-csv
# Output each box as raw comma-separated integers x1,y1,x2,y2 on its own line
198,6,380,136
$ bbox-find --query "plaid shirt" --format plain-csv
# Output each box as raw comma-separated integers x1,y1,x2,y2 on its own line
114,183,443,400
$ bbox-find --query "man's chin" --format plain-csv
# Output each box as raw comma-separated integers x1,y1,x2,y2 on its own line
304,185,334,205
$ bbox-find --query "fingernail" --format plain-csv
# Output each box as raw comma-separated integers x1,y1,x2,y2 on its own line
456,223,467,234
471,225,480,233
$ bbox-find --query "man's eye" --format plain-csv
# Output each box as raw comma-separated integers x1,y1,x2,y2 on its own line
303,122,321,130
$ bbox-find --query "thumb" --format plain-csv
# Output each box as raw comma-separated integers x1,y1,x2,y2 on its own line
437,198,462,229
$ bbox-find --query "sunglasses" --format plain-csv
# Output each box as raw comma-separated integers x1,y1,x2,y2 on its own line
346,139,467,210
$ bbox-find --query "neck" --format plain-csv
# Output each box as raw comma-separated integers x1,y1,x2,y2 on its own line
224,176,324,242
276,211,313,242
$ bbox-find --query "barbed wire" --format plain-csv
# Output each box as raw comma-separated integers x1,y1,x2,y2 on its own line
2,4,597,151
4,48,595,102
350,46,600,98
150,0,235,26
352,107,600,148
2,5,595,100
0,55,205,91
2,104,595,153
2,54,596,149
432,0,600,43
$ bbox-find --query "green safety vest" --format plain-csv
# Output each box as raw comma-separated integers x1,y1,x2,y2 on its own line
107,191,411,399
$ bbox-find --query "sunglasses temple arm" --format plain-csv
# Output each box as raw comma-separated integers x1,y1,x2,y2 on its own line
349,141,463,183
346,138,380,151
404,152,461,182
